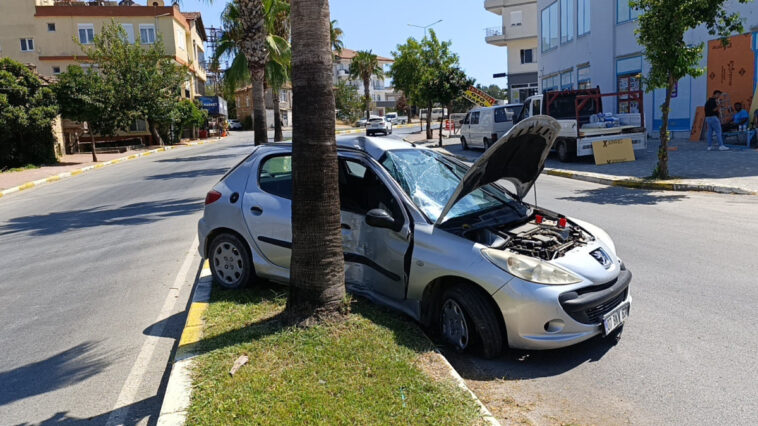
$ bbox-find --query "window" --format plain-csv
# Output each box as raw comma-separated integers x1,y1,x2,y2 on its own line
78,24,95,44
470,111,480,125
541,2,559,52
560,0,573,43
20,38,34,52
542,75,560,91
532,98,541,116
561,70,573,90
259,155,293,199
52,66,61,74
520,48,534,64
121,24,135,44
577,65,591,89
139,24,156,44
578,0,590,35
494,107,511,123
47,23,56,32
176,28,186,50
339,159,401,218
280,91,288,102
617,0,641,23
510,10,523,26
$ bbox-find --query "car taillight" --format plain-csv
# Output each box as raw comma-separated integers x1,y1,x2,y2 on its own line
205,190,222,205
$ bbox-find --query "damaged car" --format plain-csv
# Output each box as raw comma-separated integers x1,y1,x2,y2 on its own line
198,116,632,358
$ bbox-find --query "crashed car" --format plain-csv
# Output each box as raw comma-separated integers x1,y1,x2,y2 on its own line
198,116,631,358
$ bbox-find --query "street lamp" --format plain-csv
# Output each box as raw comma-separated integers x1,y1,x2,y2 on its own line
407,19,443,37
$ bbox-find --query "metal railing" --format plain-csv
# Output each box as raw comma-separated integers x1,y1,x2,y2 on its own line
485,26,505,38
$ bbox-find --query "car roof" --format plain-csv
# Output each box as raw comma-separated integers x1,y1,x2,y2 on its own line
256,136,419,162
471,103,523,112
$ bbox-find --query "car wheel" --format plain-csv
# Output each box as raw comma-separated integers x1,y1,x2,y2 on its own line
366,131,372,136
460,136,468,150
440,285,503,359
483,138,491,150
557,140,575,162
208,233,253,289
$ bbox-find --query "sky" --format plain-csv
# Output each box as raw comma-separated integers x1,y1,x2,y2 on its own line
178,0,509,87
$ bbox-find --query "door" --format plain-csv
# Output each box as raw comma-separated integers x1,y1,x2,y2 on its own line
243,153,293,269
338,156,411,300
469,111,482,147
461,112,471,142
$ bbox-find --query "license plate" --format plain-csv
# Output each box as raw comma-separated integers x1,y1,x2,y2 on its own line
602,302,630,335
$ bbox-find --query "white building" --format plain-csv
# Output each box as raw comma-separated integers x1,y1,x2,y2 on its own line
536,0,758,138
333,48,394,106
484,0,540,103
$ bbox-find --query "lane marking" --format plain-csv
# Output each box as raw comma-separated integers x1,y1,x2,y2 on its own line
105,236,199,426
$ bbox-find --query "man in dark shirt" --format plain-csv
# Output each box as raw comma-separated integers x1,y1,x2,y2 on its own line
704,90,728,151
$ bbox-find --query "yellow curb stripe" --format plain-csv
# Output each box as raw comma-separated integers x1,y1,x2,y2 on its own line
178,302,208,347
203,259,210,269
46,176,61,183
0,192,4,199
18,182,35,191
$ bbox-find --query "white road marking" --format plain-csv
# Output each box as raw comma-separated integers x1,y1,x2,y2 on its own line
105,236,199,426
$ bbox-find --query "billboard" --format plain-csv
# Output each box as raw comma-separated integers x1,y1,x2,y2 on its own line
198,96,228,117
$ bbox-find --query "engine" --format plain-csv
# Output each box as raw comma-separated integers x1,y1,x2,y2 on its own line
464,215,592,260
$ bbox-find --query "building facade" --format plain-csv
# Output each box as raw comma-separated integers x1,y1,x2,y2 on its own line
536,0,758,138
333,48,394,107
484,0,540,103
235,86,293,128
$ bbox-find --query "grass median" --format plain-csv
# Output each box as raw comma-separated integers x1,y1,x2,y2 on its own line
186,282,482,425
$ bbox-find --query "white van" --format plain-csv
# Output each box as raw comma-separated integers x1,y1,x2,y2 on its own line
460,104,523,150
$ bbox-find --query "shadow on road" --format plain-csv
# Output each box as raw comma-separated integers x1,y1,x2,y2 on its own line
0,341,111,407
156,154,239,163
0,198,200,237
145,168,230,181
16,395,162,426
557,186,688,205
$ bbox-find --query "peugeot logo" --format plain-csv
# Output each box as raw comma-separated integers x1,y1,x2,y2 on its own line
590,248,612,269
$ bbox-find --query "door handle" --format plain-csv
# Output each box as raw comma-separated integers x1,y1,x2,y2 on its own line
250,206,263,216
341,223,351,230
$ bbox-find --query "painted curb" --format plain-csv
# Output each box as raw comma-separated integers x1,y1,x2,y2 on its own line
157,260,213,426
0,137,225,201
434,351,500,425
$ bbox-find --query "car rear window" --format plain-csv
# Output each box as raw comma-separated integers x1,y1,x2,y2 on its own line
369,118,383,123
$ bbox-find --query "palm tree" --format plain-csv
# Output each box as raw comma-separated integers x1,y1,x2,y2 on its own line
287,0,345,320
349,51,384,120
330,20,344,56
236,0,268,145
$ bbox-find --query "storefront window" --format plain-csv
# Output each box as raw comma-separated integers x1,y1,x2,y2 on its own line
616,56,642,113
577,65,591,89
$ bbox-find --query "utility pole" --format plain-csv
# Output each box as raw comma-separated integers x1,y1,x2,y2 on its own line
407,19,443,38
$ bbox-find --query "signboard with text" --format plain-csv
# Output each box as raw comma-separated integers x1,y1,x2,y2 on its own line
592,139,636,165
463,86,497,107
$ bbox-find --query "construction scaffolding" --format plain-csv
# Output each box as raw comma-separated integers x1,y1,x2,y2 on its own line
204,26,225,95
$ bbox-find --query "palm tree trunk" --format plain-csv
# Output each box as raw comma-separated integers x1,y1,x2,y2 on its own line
148,119,163,147
287,0,345,320
655,74,674,179
250,66,268,145
272,87,284,142
426,102,433,139
237,0,269,145
364,79,370,119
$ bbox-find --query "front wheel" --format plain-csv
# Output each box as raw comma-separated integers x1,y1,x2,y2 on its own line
557,140,575,162
440,286,503,359
461,136,468,150
208,233,253,289
483,138,491,150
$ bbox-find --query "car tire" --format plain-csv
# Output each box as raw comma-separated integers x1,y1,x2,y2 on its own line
208,233,253,289
557,140,575,162
483,138,491,150
366,131,372,136
461,136,469,150
440,285,503,359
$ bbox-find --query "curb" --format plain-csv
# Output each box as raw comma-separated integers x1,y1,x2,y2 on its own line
0,137,225,201
157,260,213,426
434,351,500,425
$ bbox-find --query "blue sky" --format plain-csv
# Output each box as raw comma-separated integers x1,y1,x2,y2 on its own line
179,0,508,87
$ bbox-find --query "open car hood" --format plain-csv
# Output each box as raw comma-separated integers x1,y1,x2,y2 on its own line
435,116,561,225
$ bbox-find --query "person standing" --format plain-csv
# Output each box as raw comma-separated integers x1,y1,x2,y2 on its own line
704,90,729,151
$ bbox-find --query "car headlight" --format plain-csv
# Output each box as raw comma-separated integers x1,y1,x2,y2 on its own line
481,248,583,285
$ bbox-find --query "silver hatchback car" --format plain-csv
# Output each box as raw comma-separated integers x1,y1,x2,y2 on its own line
198,116,631,358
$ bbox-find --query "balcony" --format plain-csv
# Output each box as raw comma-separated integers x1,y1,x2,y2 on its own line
485,26,508,46
484,0,535,13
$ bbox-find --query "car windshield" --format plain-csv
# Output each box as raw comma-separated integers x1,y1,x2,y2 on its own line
381,149,525,223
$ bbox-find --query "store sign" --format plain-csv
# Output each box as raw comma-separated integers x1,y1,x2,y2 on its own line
463,86,497,107
198,96,228,117
592,139,636,165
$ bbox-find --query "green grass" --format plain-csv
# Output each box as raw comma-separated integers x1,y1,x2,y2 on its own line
1,164,41,173
186,282,481,425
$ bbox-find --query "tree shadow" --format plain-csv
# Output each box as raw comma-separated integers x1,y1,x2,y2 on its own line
0,341,112,407
145,168,230,181
156,154,239,163
557,186,687,205
0,198,201,237
16,395,162,426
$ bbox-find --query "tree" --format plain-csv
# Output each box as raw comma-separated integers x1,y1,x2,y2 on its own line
389,38,423,125
174,99,209,140
0,58,58,169
236,0,269,145
330,20,344,57
334,79,363,123
395,93,409,120
287,0,345,321
631,0,750,179
349,51,384,120
477,83,508,102
78,22,188,146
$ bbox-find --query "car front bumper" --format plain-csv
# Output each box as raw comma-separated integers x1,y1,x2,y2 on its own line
492,267,632,350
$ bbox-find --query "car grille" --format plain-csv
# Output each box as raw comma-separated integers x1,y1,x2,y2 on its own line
584,289,628,323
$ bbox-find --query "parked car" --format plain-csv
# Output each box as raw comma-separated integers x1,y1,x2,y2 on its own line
356,115,382,127
198,116,632,358
460,104,523,150
420,107,448,122
366,118,392,136
385,112,408,125
228,119,243,130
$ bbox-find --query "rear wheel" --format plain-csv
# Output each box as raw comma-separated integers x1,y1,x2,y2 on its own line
440,285,503,359
557,140,575,162
461,136,468,150
208,233,253,289
483,138,491,150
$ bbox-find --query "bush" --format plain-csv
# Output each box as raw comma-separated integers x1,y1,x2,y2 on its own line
243,115,253,130
0,58,59,169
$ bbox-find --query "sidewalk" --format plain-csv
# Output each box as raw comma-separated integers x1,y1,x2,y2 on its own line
407,135,758,195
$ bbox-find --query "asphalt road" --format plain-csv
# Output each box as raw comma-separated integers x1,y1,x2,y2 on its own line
438,145,758,425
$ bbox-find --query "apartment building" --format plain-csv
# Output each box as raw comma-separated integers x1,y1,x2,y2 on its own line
537,0,758,138
484,0,539,103
0,0,207,98
333,48,394,106
235,86,294,128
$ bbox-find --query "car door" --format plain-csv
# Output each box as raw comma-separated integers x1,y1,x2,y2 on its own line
469,111,481,147
338,154,411,301
242,152,293,270
461,112,471,141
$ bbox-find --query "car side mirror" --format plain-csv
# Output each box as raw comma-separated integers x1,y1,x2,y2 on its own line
366,208,397,230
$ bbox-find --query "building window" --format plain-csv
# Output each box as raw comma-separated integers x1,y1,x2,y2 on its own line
47,23,56,32
542,75,560,92
520,48,534,64
616,56,643,113
578,0,590,36
560,0,573,43
120,24,135,44
20,38,34,52
577,65,591,89
560,70,573,90
280,91,288,102
78,24,95,44
617,0,641,23
176,28,186,50
139,24,156,44
52,66,61,74
541,2,559,52
510,10,523,26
